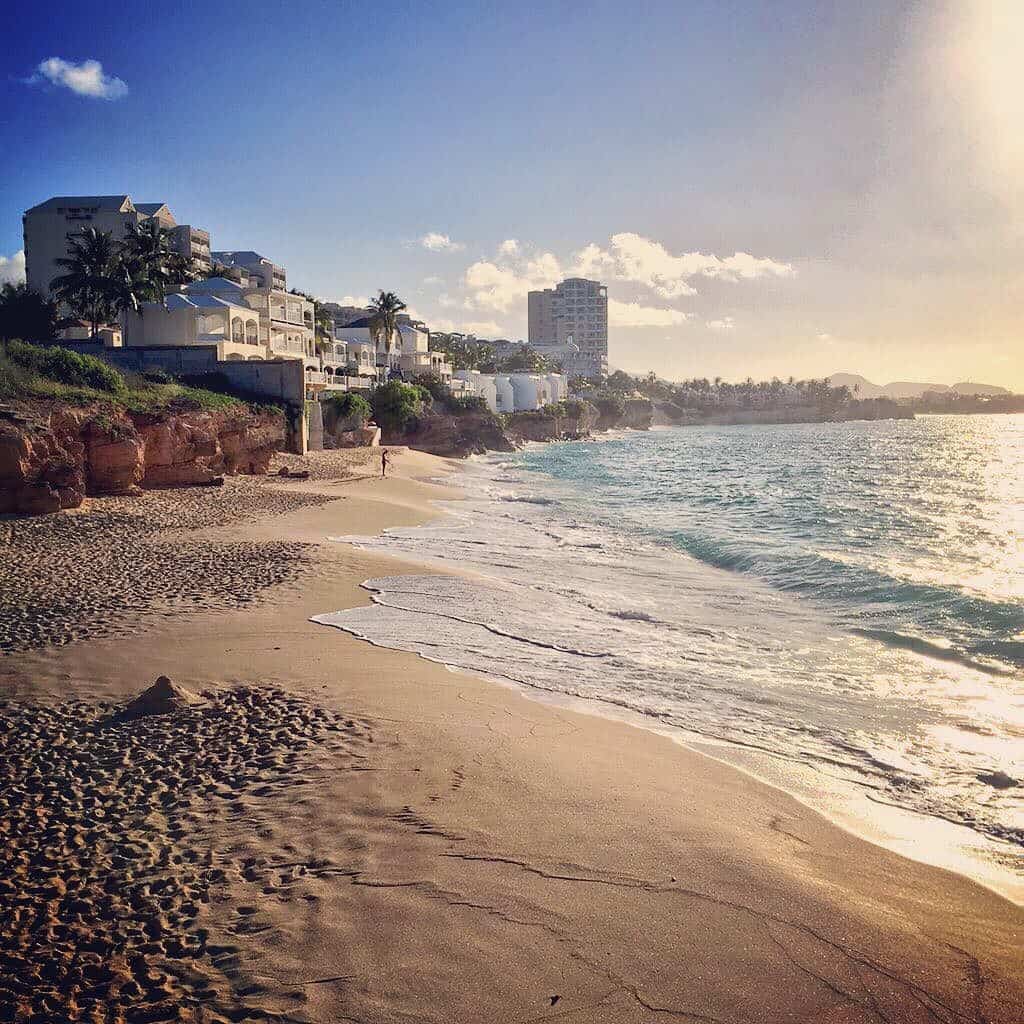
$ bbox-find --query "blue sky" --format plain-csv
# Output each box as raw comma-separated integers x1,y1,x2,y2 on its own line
2,0,1022,387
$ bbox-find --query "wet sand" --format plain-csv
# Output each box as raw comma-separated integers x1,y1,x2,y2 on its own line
1,447,1022,1023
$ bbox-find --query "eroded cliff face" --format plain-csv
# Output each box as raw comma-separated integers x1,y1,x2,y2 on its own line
0,403,285,516
381,409,515,457
505,401,601,444
381,398,650,456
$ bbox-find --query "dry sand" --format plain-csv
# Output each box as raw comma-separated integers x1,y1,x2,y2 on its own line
1,446,1022,1023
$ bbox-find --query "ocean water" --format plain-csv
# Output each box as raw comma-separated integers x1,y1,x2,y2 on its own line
315,414,1024,895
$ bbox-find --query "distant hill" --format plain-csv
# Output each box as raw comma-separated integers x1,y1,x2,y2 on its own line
950,381,1010,396
829,373,1008,399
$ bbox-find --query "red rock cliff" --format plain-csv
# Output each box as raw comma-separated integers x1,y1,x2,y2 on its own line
0,403,285,516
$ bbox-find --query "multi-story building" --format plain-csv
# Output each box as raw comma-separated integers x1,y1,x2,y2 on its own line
211,251,287,291
169,225,211,276
187,276,316,368
331,318,452,383
125,276,319,376
322,303,372,327
528,277,608,377
22,195,212,296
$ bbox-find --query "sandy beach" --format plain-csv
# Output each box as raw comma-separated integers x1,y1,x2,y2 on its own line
2,447,1022,1024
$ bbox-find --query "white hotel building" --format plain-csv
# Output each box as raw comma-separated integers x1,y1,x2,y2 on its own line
22,195,213,294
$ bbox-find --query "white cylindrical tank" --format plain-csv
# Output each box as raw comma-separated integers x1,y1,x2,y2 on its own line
477,375,498,413
454,369,499,413
510,374,543,411
494,375,515,413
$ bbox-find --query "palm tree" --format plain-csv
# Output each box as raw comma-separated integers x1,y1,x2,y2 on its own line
50,228,122,339
368,290,407,360
312,299,334,344
120,219,191,308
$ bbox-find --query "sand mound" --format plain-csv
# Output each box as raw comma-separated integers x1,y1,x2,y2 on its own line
116,676,206,721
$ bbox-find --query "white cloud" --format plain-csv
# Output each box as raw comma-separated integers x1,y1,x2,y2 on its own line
707,316,736,332
419,232,464,252
573,232,794,299
441,232,795,333
422,275,444,286
331,294,370,307
463,248,563,311
31,58,128,100
0,250,26,286
610,299,690,328
572,242,617,279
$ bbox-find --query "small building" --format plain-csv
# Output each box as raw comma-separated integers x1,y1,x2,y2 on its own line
61,321,123,348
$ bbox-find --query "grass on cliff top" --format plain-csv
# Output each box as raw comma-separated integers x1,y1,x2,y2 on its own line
0,341,264,415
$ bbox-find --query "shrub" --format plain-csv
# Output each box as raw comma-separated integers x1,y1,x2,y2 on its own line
543,399,585,418
5,340,126,395
443,393,488,415
324,391,371,423
371,381,426,433
141,366,173,384
411,373,447,403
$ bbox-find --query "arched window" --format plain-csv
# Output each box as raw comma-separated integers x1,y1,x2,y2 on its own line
231,317,244,343
245,319,258,344
198,315,224,338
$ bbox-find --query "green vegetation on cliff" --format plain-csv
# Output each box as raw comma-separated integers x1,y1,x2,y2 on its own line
324,391,372,423
0,340,247,414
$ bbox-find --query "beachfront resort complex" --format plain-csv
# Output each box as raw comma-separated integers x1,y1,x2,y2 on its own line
19,194,592,418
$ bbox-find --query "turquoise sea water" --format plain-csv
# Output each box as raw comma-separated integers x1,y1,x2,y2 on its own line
317,414,1024,892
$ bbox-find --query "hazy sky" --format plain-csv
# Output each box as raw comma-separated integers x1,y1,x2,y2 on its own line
1,1,1021,387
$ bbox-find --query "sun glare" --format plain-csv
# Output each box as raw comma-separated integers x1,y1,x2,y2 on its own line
957,1,1024,186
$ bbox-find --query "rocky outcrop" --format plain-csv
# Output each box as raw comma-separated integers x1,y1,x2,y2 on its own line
0,402,286,516
384,396,652,456
621,398,654,430
383,408,515,457
506,400,600,444
0,411,86,515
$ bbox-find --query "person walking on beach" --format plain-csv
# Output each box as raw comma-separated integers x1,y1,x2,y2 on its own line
381,448,389,479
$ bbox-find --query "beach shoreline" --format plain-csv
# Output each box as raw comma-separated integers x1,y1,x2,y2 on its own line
2,447,1022,1023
